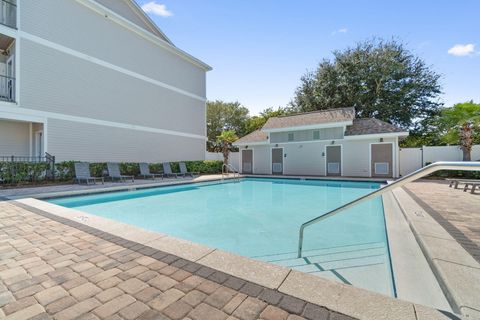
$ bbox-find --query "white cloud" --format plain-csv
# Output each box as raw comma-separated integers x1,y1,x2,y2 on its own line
331,28,348,36
141,1,173,17
447,43,475,56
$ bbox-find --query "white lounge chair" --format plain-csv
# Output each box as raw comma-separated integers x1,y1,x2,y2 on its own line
163,162,184,178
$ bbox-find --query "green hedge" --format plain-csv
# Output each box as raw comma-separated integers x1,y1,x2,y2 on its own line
424,162,480,179
0,160,224,185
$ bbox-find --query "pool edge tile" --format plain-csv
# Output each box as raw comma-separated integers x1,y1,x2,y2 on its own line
145,236,215,262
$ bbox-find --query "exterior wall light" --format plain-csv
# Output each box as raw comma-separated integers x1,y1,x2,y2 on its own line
380,138,384,142
331,140,335,145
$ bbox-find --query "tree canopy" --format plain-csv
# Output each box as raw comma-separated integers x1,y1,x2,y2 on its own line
291,38,442,129
207,100,249,143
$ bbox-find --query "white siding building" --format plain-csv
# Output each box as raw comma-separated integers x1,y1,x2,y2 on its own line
234,108,409,178
0,0,211,162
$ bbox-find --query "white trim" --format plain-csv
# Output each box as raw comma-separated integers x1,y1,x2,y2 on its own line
344,132,409,140
126,0,173,44
43,119,48,153
19,32,207,102
240,149,254,174
233,141,268,147
28,123,32,157
324,144,343,177
0,24,17,39
270,147,284,175
0,105,206,140
75,0,211,71
262,121,353,133
369,142,395,178
34,130,44,157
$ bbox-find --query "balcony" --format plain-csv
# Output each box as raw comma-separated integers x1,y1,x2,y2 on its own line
0,33,14,102
0,0,16,29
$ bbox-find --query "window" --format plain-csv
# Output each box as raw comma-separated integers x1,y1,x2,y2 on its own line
313,130,320,140
288,133,294,142
375,162,389,175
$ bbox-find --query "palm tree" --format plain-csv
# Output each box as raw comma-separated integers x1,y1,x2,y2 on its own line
215,130,239,165
440,101,480,161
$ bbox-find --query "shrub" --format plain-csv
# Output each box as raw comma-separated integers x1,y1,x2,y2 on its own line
0,162,49,184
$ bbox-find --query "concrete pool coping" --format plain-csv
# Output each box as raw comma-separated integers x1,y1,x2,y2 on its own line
7,178,458,320
392,187,480,319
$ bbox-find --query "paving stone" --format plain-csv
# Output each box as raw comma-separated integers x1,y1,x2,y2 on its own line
233,297,267,320
135,256,157,266
196,279,221,294
260,305,289,320
2,296,37,315
135,286,162,303
224,277,246,291
278,296,306,315
97,276,122,289
302,303,329,320
89,268,121,283
93,294,136,318
4,303,45,320
13,284,44,299
163,300,193,320
69,282,102,300
205,286,238,309
45,296,77,314
189,303,228,320
4,273,32,286
148,288,184,311
54,298,101,320
137,309,170,320
0,266,27,280
34,285,69,305
61,276,88,290
74,313,100,320
71,262,95,273
223,293,248,315
287,315,307,320
95,287,123,303
159,265,178,276
0,290,15,307
136,270,159,282
118,301,150,320
181,289,207,307
258,288,283,305
148,275,178,291
118,277,149,294
171,269,191,282
239,282,263,297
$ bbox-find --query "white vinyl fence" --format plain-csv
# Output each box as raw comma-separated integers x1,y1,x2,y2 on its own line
205,152,240,171
399,145,480,176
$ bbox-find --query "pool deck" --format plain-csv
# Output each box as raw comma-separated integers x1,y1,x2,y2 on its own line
0,176,471,319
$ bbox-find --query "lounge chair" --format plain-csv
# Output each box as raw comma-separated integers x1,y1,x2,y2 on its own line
74,162,104,185
139,163,164,180
448,179,480,194
107,162,134,182
179,162,198,177
162,162,184,178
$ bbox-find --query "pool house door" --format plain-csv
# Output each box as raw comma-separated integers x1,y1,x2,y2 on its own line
371,143,393,178
241,149,253,174
326,145,342,176
271,148,283,175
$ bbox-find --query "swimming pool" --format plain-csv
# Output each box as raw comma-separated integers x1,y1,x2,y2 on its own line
49,178,394,296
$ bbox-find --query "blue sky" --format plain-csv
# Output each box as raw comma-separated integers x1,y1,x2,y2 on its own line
137,0,480,115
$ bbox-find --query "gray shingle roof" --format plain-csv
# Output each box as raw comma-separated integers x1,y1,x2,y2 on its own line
345,119,406,136
234,130,268,145
262,107,355,130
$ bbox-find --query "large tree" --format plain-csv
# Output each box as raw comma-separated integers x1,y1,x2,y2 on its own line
291,38,443,129
207,100,249,150
438,101,480,161
245,107,292,134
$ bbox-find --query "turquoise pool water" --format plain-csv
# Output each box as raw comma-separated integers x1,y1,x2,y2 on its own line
49,178,394,296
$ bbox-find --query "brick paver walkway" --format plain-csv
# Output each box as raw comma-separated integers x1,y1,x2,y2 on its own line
404,179,480,263
0,201,353,320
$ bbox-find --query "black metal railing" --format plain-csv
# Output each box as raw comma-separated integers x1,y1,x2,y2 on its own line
0,0,16,28
0,74,15,102
0,153,56,183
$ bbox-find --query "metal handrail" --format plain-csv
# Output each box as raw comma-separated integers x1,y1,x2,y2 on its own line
222,163,239,181
297,161,480,258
